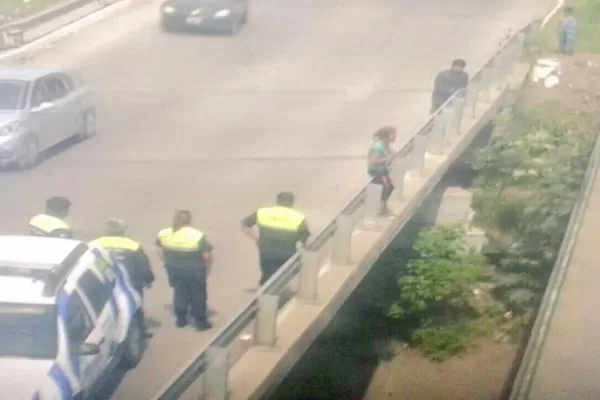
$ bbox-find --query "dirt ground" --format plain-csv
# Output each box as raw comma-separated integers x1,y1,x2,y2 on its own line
363,53,600,400
526,53,600,114
364,340,517,400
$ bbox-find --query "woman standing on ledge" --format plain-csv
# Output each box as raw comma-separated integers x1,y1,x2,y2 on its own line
368,126,396,215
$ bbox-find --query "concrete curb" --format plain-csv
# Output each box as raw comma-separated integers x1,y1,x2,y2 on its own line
0,0,133,62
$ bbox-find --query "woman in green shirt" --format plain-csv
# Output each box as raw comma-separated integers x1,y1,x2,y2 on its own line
368,126,396,215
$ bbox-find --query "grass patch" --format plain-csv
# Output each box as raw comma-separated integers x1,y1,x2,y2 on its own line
539,0,600,53
0,0,64,20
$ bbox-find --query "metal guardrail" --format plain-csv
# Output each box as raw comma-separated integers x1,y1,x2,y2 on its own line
0,0,117,49
153,21,539,400
507,102,600,399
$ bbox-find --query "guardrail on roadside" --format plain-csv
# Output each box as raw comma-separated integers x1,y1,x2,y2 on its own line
0,0,118,49
152,21,539,400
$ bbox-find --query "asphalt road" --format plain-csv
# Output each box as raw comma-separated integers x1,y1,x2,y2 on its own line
0,0,552,397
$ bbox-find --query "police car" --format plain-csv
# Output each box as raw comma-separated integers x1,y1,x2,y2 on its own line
0,236,145,399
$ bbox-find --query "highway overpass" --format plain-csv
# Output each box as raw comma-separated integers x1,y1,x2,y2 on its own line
0,0,552,398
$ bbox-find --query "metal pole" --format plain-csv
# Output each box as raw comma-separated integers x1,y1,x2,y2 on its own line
204,347,229,400
428,108,448,155
389,159,406,202
464,80,479,119
513,32,526,64
298,249,320,303
364,183,382,224
331,214,353,266
254,294,279,347
408,134,427,176
450,97,465,138
479,64,494,102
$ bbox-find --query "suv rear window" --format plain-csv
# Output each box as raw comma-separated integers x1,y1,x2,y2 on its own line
0,303,58,359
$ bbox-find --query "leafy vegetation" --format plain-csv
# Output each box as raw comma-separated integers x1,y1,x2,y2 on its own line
471,105,595,315
388,225,488,361
0,0,65,20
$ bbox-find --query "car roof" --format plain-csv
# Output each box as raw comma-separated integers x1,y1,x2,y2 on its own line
0,67,62,82
0,236,87,305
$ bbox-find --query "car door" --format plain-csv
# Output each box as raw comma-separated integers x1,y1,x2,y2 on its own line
64,291,104,394
54,73,81,140
43,74,72,142
75,270,119,392
28,77,60,151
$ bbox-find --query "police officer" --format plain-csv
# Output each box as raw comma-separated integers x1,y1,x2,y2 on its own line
29,196,73,238
156,210,214,331
90,219,155,338
241,192,310,286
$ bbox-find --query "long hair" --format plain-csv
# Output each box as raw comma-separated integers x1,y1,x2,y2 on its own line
172,210,192,231
373,126,396,141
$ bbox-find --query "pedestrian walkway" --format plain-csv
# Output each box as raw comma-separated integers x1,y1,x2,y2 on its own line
525,144,600,400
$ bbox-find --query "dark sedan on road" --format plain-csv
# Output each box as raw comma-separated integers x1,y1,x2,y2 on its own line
160,0,248,35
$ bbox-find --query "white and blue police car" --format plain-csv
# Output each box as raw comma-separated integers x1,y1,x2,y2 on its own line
0,236,145,399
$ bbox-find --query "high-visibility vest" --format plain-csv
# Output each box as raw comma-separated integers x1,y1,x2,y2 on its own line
156,226,206,270
29,214,71,237
256,206,305,232
255,206,306,256
90,236,141,252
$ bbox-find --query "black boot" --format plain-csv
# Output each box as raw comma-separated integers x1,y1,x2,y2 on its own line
176,315,188,328
195,319,212,331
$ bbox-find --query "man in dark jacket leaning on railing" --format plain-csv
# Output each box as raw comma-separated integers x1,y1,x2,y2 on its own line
431,59,469,113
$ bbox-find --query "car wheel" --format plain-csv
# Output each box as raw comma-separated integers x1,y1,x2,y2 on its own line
120,313,145,369
78,109,97,140
161,19,175,32
17,136,39,170
228,19,241,35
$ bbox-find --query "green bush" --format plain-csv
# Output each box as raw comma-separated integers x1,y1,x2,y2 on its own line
388,225,488,361
412,323,473,362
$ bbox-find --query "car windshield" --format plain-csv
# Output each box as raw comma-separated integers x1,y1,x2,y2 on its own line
0,303,57,359
0,80,27,110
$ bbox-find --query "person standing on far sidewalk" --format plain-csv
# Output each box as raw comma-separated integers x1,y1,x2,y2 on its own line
558,6,577,55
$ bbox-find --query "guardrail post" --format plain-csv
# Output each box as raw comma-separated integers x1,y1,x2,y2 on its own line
512,32,526,65
464,79,480,119
429,106,453,155
479,63,495,102
389,159,406,201
254,294,279,348
526,20,542,45
204,347,229,400
408,134,427,176
448,97,465,138
298,249,320,303
332,214,353,265
364,183,383,224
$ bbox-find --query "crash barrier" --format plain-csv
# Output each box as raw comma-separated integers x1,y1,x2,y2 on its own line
0,0,120,49
507,94,600,399
153,21,540,400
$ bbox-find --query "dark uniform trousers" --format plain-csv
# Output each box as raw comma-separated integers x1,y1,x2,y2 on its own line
168,266,208,323
259,253,293,286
